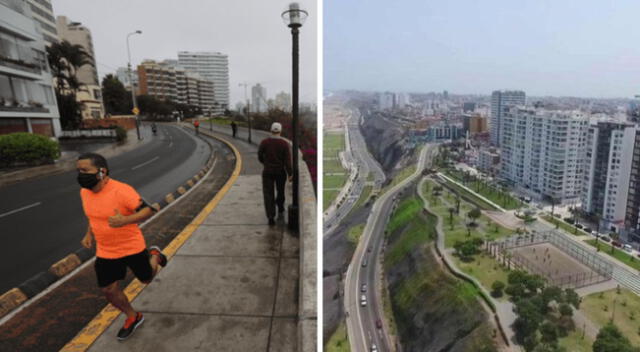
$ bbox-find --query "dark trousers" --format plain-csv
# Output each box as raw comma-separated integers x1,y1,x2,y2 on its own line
262,172,286,220
232,126,237,138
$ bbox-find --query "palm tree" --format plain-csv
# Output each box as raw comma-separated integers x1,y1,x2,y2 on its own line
448,207,455,230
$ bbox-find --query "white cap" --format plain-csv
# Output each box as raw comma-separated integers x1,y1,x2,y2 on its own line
271,122,282,133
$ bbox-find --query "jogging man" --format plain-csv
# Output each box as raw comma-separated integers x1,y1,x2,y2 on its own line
231,120,238,138
193,119,200,135
258,122,292,225
77,152,167,340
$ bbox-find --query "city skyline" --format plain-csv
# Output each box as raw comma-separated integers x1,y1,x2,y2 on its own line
325,0,640,99
52,0,317,105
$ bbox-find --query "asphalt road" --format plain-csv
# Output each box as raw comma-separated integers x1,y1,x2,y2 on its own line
324,107,386,236
0,123,210,294
345,144,437,352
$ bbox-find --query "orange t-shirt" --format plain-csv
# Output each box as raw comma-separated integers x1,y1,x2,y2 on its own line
80,179,146,259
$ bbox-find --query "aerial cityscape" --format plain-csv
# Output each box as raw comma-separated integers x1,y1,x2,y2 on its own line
324,0,640,351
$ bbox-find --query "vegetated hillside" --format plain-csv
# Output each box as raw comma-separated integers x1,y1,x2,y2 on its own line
384,190,497,352
360,111,412,173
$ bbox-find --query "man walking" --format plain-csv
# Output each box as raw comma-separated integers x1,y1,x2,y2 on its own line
231,120,238,138
77,152,167,341
193,119,200,135
258,122,292,225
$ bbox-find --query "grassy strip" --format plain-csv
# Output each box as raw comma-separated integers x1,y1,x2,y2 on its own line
346,223,365,244
584,239,640,271
558,329,593,352
381,275,398,338
323,190,339,211
385,197,435,267
541,215,589,237
325,174,348,189
206,117,246,127
325,321,351,352
352,185,372,212
581,287,640,347
438,177,499,211
444,169,521,210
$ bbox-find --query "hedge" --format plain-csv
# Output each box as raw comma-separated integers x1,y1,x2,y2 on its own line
0,132,60,167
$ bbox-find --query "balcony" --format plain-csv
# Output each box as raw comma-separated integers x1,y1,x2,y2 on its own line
0,56,41,75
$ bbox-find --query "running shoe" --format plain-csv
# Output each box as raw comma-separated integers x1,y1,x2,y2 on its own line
149,246,168,267
117,312,144,340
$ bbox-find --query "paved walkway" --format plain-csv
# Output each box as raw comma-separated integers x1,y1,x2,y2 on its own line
67,130,300,351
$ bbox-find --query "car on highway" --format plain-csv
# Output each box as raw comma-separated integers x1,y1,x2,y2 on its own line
362,257,368,267
612,240,622,248
361,284,367,292
370,343,378,352
367,245,373,252
376,319,382,329
360,295,367,307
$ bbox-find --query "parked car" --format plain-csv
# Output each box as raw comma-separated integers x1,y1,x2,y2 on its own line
623,244,633,253
584,227,592,233
590,231,598,237
601,236,611,243
575,224,583,230
370,344,378,352
612,241,622,248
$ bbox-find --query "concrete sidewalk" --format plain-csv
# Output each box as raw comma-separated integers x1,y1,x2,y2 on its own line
77,132,301,351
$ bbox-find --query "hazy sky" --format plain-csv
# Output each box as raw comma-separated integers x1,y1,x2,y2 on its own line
324,0,640,98
53,0,317,105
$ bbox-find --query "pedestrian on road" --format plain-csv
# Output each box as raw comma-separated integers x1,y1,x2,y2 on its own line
231,120,238,138
77,152,168,341
258,122,292,226
193,119,200,135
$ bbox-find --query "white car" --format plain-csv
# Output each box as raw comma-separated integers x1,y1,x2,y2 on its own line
360,294,367,307
371,344,378,352
361,284,367,292
624,244,633,253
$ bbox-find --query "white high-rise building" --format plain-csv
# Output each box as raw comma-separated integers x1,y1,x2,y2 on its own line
500,107,588,204
178,51,229,114
491,90,526,146
396,92,409,108
274,91,291,112
251,83,267,113
26,0,58,45
378,92,394,110
582,121,637,232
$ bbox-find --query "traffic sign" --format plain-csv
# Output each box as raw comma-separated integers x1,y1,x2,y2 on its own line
132,107,140,115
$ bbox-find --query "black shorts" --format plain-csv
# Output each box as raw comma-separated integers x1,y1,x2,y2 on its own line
94,249,152,288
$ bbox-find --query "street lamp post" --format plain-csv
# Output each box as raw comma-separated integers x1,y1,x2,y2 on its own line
282,2,308,233
127,30,142,140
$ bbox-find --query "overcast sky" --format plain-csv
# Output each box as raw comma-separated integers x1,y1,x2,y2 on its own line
53,0,317,105
325,0,640,98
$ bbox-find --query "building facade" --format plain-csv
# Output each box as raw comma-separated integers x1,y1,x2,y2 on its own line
177,51,229,114
251,83,267,113
490,90,525,146
0,0,60,137
115,66,138,91
26,0,58,45
378,92,394,111
581,121,636,233
463,113,488,134
137,60,178,102
56,16,104,119
500,107,588,204
478,147,500,176
274,91,291,111
625,131,640,242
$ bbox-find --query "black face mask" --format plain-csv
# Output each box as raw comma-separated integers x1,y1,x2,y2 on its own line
77,172,100,189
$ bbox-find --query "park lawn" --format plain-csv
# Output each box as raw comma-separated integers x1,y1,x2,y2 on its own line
346,223,365,244
324,175,347,190
324,158,345,173
325,321,351,352
324,131,345,152
380,165,417,195
445,169,522,210
581,288,640,347
387,197,423,234
558,329,593,352
352,185,372,211
584,239,640,271
323,190,339,211
541,215,589,236
452,253,511,301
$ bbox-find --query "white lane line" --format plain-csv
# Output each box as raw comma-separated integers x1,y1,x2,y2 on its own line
131,156,159,170
169,141,173,148
0,202,42,219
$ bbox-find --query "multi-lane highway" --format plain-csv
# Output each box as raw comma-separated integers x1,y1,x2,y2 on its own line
345,143,438,352
324,107,386,235
0,124,211,294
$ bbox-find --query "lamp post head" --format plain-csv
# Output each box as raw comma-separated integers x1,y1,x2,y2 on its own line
135,30,142,34
281,2,308,28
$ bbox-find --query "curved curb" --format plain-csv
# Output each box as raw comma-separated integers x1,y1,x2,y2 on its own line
0,128,218,322
59,133,242,352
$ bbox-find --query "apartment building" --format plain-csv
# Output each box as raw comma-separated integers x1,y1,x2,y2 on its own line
177,51,229,114
0,0,60,137
26,0,58,46
137,60,178,102
490,90,525,146
251,83,267,113
625,131,640,242
56,16,104,119
500,107,588,204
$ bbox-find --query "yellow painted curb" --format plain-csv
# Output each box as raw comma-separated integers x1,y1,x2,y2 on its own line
0,288,28,318
60,134,242,352
49,254,82,278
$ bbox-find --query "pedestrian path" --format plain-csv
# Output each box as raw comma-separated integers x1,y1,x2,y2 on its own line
63,130,300,351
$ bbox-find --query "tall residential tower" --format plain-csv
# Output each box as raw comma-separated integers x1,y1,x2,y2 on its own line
491,90,526,146
178,51,229,114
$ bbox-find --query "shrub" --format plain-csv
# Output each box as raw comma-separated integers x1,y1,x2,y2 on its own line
491,280,505,298
0,132,60,167
115,125,127,142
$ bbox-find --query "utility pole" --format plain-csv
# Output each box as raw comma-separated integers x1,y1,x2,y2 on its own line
239,82,252,143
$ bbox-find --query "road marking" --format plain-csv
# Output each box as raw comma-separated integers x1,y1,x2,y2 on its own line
0,202,41,219
131,156,159,170
169,141,173,148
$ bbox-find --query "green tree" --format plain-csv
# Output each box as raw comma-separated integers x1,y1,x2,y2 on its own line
539,321,559,346
593,323,640,352
101,74,131,115
46,40,93,129
491,280,505,298
448,207,455,229
468,207,481,225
